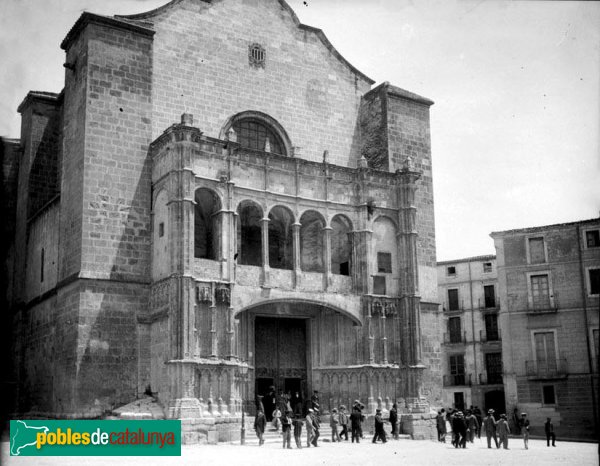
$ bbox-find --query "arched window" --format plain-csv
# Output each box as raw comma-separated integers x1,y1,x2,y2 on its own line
194,188,221,260
300,210,325,273
237,201,263,266
268,206,294,270
331,215,352,276
223,111,291,156
233,119,285,154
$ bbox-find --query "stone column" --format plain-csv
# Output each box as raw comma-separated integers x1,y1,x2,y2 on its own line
210,283,218,358
215,210,227,281
292,222,301,288
261,217,270,287
227,305,236,360
381,310,388,364
396,167,423,366
323,226,332,290
165,129,197,360
367,301,375,364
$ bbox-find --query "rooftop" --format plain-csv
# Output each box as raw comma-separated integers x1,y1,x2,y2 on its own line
490,217,600,237
437,254,496,266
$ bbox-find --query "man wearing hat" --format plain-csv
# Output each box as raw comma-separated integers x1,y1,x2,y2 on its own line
482,409,499,448
465,410,479,443
372,408,387,443
496,414,511,449
352,399,365,439
519,413,530,449
350,403,363,443
451,411,467,448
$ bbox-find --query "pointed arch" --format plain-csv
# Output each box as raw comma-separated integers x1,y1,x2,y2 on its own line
331,214,352,276
194,188,221,260
236,200,263,266
268,205,295,270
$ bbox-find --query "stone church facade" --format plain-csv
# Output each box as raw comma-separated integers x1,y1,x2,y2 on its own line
2,0,442,442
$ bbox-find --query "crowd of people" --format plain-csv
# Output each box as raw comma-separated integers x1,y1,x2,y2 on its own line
435,407,558,450
253,390,400,448
255,389,559,450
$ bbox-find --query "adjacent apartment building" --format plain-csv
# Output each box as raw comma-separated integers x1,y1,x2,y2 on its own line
491,218,600,439
437,256,505,415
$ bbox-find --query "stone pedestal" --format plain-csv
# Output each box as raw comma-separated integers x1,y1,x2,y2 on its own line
400,412,437,440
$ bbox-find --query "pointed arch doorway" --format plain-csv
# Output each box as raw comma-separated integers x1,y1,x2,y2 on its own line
254,316,308,420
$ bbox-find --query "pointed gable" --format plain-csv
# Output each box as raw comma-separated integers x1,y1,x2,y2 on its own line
119,0,374,167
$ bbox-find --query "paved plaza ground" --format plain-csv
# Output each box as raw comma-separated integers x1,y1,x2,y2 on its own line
2,437,598,466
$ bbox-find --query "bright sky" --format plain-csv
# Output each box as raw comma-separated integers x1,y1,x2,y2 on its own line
1,0,599,262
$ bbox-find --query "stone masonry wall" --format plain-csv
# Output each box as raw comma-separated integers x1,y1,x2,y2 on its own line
26,103,61,219
59,32,87,281
134,0,372,167
420,303,443,407
25,201,60,302
386,93,437,303
79,22,153,282
14,283,80,416
73,280,148,415
14,97,62,302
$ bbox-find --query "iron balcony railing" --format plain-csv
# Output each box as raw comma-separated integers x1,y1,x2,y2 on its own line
525,359,568,379
443,302,501,312
443,331,467,345
479,328,502,343
476,299,500,310
479,372,503,385
527,297,558,314
443,373,472,387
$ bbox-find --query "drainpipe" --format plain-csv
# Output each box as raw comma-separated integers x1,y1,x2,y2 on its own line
576,225,598,435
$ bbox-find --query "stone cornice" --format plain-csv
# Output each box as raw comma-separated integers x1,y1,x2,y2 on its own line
364,81,434,107
61,12,155,51
17,91,62,114
149,124,422,189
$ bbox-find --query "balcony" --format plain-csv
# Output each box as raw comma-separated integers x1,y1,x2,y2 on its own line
443,373,472,387
474,298,500,311
525,359,568,379
443,303,464,313
479,329,502,343
480,302,500,311
443,331,467,345
527,298,557,314
479,372,503,385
